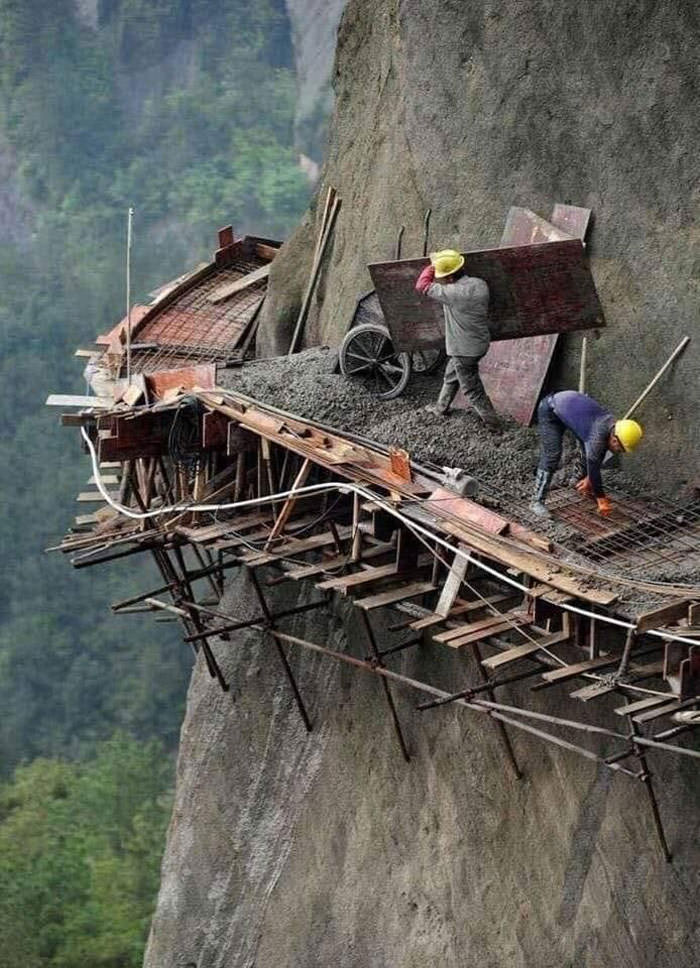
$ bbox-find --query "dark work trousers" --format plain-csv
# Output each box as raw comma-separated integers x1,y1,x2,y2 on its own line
437,354,496,416
537,396,586,475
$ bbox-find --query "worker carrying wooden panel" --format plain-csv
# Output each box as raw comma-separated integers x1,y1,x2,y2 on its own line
415,249,502,433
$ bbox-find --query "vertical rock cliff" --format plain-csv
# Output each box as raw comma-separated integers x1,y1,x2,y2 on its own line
146,3,700,966
145,578,700,968
262,0,699,491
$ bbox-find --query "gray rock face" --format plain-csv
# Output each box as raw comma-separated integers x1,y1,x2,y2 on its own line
145,577,700,968
263,0,699,493
147,4,700,966
285,0,346,158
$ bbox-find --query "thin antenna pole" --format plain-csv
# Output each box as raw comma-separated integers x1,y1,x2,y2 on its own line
126,207,134,385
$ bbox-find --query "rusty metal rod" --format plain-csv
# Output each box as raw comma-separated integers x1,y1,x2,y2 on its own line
365,636,422,661
417,665,544,710
265,627,642,777
181,599,328,643
472,641,522,779
627,716,672,862
248,568,312,731
359,610,411,762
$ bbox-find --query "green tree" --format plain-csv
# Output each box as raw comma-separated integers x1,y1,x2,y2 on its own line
0,735,173,967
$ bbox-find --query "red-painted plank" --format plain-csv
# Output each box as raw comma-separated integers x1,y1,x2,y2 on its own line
368,239,605,354
425,487,509,534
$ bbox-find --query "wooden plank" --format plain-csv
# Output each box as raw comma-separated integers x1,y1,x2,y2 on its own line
689,603,700,625
614,696,671,717
443,615,530,650
174,512,270,543
75,513,101,525
202,411,230,449
266,458,312,544
284,541,396,580
433,611,526,644
570,661,664,701
435,548,470,616
368,240,605,354
61,413,95,426
316,563,399,592
88,474,119,485
541,653,618,684
408,593,513,630
145,364,216,400
241,525,353,567
255,242,279,261
633,701,681,724
636,598,695,633
482,629,571,670
46,394,112,408
354,581,436,611
76,491,120,503
208,263,270,304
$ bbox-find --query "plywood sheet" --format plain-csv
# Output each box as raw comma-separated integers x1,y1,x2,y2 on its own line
470,205,593,425
500,207,573,246
550,204,592,241
368,239,604,354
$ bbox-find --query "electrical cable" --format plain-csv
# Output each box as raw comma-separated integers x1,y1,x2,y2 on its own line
80,426,700,650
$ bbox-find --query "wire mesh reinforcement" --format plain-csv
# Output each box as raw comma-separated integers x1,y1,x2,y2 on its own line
130,257,266,374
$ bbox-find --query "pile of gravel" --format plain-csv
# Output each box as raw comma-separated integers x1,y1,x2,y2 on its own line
219,347,542,502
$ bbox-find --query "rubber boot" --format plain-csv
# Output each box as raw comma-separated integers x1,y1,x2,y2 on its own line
530,468,553,517
477,408,503,434
426,383,456,416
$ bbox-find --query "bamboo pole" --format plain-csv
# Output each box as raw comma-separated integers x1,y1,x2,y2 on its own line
288,195,341,354
623,336,691,419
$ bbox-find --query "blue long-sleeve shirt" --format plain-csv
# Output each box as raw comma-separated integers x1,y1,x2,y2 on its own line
550,391,615,496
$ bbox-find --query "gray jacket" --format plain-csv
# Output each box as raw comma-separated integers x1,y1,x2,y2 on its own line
426,275,491,357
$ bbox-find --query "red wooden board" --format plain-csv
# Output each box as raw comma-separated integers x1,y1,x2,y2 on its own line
368,239,605,354
425,487,509,535
145,363,216,399
466,205,592,425
476,333,560,424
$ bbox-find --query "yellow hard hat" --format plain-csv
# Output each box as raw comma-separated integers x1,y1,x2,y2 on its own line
613,419,643,452
431,249,465,279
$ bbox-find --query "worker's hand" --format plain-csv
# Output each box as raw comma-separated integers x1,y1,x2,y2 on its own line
596,497,613,516
415,264,435,294
574,476,595,497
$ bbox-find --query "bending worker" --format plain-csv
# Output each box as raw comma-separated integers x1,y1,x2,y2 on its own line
415,249,501,432
531,390,643,516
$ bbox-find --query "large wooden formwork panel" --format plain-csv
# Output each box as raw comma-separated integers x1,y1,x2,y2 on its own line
466,205,593,424
368,238,605,356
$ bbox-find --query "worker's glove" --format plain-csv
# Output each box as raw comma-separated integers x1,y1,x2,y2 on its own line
574,476,595,498
596,497,613,516
415,264,435,294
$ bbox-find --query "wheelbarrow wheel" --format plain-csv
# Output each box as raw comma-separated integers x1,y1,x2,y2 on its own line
411,348,446,374
339,323,412,399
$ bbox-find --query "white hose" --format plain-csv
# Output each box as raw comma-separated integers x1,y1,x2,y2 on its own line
80,427,700,647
